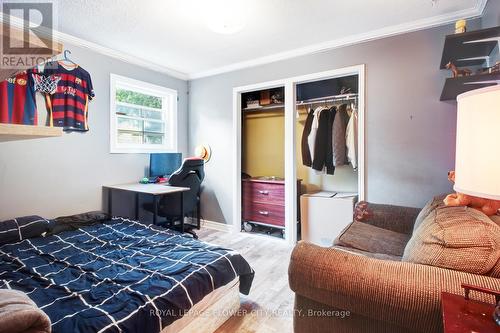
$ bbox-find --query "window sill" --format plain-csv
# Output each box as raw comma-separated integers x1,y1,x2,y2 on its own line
110,147,178,154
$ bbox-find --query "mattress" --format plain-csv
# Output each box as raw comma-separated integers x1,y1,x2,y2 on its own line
162,278,240,333
0,216,254,332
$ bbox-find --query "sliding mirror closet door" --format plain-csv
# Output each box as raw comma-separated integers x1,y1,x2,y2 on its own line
241,87,288,239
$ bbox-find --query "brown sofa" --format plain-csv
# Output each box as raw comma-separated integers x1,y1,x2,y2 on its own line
288,199,500,333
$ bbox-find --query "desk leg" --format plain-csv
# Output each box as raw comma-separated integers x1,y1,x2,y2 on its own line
153,195,158,226
135,193,139,221
108,189,113,216
197,195,201,229
180,192,184,233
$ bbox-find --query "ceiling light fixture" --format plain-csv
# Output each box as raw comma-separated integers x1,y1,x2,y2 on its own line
204,0,247,34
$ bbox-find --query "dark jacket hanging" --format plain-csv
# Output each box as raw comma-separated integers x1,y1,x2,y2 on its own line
332,104,350,166
301,108,314,167
325,106,337,174
312,108,333,171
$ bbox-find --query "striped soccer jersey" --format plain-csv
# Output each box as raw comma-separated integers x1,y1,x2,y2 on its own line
43,62,95,131
0,70,38,125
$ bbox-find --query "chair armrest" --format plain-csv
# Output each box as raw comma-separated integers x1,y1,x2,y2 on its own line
289,241,500,333
357,202,421,234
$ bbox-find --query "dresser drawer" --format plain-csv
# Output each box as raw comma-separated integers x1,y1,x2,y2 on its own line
242,202,285,227
242,181,284,205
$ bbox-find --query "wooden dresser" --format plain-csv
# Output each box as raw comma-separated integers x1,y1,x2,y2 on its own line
242,178,301,229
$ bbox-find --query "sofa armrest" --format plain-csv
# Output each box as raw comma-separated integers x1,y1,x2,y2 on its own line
289,242,500,333
357,202,421,234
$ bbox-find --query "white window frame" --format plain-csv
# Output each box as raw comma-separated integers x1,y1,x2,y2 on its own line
109,74,178,154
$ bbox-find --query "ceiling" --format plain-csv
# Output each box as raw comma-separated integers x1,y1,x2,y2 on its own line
38,1,489,78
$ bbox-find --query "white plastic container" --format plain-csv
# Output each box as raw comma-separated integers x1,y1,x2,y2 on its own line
300,192,357,247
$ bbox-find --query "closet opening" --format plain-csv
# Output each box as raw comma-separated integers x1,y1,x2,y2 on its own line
240,87,295,239
232,64,365,246
296,74,361,246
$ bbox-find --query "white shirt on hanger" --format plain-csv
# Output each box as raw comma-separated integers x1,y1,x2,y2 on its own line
346,107,358,169
307,106,325,162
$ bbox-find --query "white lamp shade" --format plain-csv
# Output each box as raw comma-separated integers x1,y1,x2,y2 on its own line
455,85,500,200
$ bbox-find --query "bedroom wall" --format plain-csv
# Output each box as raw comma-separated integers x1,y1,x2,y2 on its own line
482,0,500,28
0,43,188,220
188,19,483,225
242,111,285,178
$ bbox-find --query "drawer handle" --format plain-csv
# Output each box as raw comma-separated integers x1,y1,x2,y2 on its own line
258,190,269,195
258,211,269,216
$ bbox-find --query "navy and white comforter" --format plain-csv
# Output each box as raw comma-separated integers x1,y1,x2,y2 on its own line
0,217,254,333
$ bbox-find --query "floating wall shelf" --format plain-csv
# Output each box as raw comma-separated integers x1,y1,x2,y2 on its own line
440,72,500,101
440,26,500,69
0,123,62,142
440,25,500,101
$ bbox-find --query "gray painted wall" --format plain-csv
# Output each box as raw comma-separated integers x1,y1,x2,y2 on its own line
482,0,500,28
189,19,486,224
0,43,188,220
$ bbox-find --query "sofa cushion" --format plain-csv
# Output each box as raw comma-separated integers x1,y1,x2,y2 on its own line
403,206,500,276
332,245,402,261
413,194,447,232
490,214,500,226
334,221,411,257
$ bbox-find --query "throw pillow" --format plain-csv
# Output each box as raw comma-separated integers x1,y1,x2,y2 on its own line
403,206,500,275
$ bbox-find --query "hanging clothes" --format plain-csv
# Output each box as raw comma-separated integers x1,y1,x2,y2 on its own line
312,106,333,172
42,61,95,131
311,106,337,174
332,104,350,167
307,106,325,163
301,108,315,167
326,106,336,175
0,70,39,125
346,107,358,169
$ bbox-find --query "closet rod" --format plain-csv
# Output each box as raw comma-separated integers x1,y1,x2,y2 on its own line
296,93,358,106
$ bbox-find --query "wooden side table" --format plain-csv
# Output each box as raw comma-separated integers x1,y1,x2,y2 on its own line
441,284,500,333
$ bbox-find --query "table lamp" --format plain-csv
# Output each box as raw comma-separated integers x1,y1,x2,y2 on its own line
456,85,500,326
454,85,500,202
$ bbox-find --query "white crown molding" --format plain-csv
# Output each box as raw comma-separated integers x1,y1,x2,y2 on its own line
54,31,189,80
0,14,189,80
188,2,487,79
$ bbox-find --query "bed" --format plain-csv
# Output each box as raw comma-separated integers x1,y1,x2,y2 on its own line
0,214,254,333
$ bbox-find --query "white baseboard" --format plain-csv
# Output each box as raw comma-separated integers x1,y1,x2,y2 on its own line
186,218,233,232
202,220,233,232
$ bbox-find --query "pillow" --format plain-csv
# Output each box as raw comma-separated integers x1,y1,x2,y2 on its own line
0,216,51,245
403,206,500,276
50,211,110,235
335,221,411,257
0,219,21,245
412,194,447,232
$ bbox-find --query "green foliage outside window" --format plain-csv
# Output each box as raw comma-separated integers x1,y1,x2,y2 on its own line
116,89,162,109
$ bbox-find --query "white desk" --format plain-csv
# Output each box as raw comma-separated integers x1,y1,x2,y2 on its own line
103,183,190,228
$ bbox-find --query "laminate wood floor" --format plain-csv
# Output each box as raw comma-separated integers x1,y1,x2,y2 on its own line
196,228,295,333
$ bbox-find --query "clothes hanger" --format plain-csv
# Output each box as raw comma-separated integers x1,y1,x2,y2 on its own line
58,50,78,69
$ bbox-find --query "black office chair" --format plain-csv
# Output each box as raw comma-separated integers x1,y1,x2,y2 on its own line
144,158,204,238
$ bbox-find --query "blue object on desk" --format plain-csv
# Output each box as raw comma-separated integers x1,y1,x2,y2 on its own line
149,153,182,178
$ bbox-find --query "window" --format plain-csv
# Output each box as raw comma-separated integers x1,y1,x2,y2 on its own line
110,74,178,153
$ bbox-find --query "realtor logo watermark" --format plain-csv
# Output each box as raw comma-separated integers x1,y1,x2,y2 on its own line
1,1,57,69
